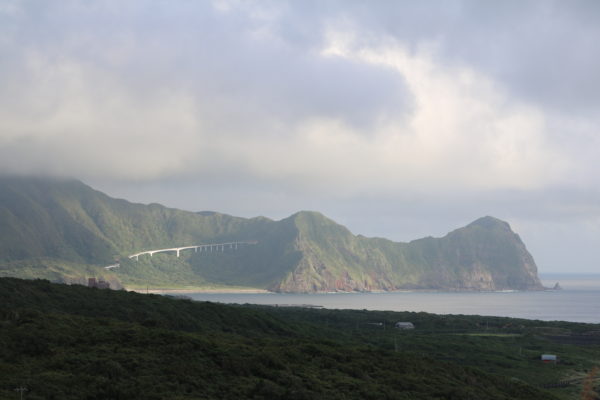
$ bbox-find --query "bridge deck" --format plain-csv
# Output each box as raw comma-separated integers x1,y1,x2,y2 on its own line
128,241,257,260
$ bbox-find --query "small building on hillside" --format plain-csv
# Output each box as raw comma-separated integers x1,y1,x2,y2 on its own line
88,277,110,289
541,354,557,363
395,322,415,330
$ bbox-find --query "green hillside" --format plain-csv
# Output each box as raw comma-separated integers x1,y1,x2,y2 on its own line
272,212,542,292
3,278,600,399
0,176,543,291
0,176,299,289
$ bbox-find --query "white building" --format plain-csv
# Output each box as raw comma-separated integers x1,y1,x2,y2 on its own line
541,354,557,363
395,322,415,330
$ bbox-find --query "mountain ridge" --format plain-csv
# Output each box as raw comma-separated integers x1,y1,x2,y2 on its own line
0,176,544,292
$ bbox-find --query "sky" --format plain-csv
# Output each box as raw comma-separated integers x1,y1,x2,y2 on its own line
1,0,599,273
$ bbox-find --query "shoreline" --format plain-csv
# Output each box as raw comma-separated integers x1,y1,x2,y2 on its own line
124,287,552,295
126,287,272,294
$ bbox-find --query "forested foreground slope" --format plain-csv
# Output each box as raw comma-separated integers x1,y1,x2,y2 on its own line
3,278,600,399
0,176,542,291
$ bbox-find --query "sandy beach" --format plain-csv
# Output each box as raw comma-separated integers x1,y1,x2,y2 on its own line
126,287,271,294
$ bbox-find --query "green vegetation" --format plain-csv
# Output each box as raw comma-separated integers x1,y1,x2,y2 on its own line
272,212,542,292
1,278,599,399
1,177,543,292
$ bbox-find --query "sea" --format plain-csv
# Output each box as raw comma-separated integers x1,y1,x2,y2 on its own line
184,274,600,324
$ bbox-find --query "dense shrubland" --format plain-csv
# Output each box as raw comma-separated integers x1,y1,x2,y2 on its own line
2,278,599,399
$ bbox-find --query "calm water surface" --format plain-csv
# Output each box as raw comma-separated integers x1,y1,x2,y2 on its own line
185,274,600,323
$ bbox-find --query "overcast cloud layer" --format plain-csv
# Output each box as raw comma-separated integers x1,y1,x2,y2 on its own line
1,0,599,273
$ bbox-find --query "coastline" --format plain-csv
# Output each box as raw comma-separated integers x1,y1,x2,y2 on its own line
126,287,271,294
124,287,547,295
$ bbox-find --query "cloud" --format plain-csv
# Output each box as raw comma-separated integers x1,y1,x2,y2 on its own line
0,51,203,179
321,32,570,190
1,0,600,260
323,0,600,115
0,1,412,183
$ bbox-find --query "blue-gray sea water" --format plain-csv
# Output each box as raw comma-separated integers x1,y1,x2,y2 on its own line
184,274,600,323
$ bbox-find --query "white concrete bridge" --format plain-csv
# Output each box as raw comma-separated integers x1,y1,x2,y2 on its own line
128,241,258,261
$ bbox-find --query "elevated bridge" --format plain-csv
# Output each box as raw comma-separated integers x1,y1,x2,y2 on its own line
128,241,258,261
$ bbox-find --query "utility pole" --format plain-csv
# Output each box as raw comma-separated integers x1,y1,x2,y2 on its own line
14,387,28,400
